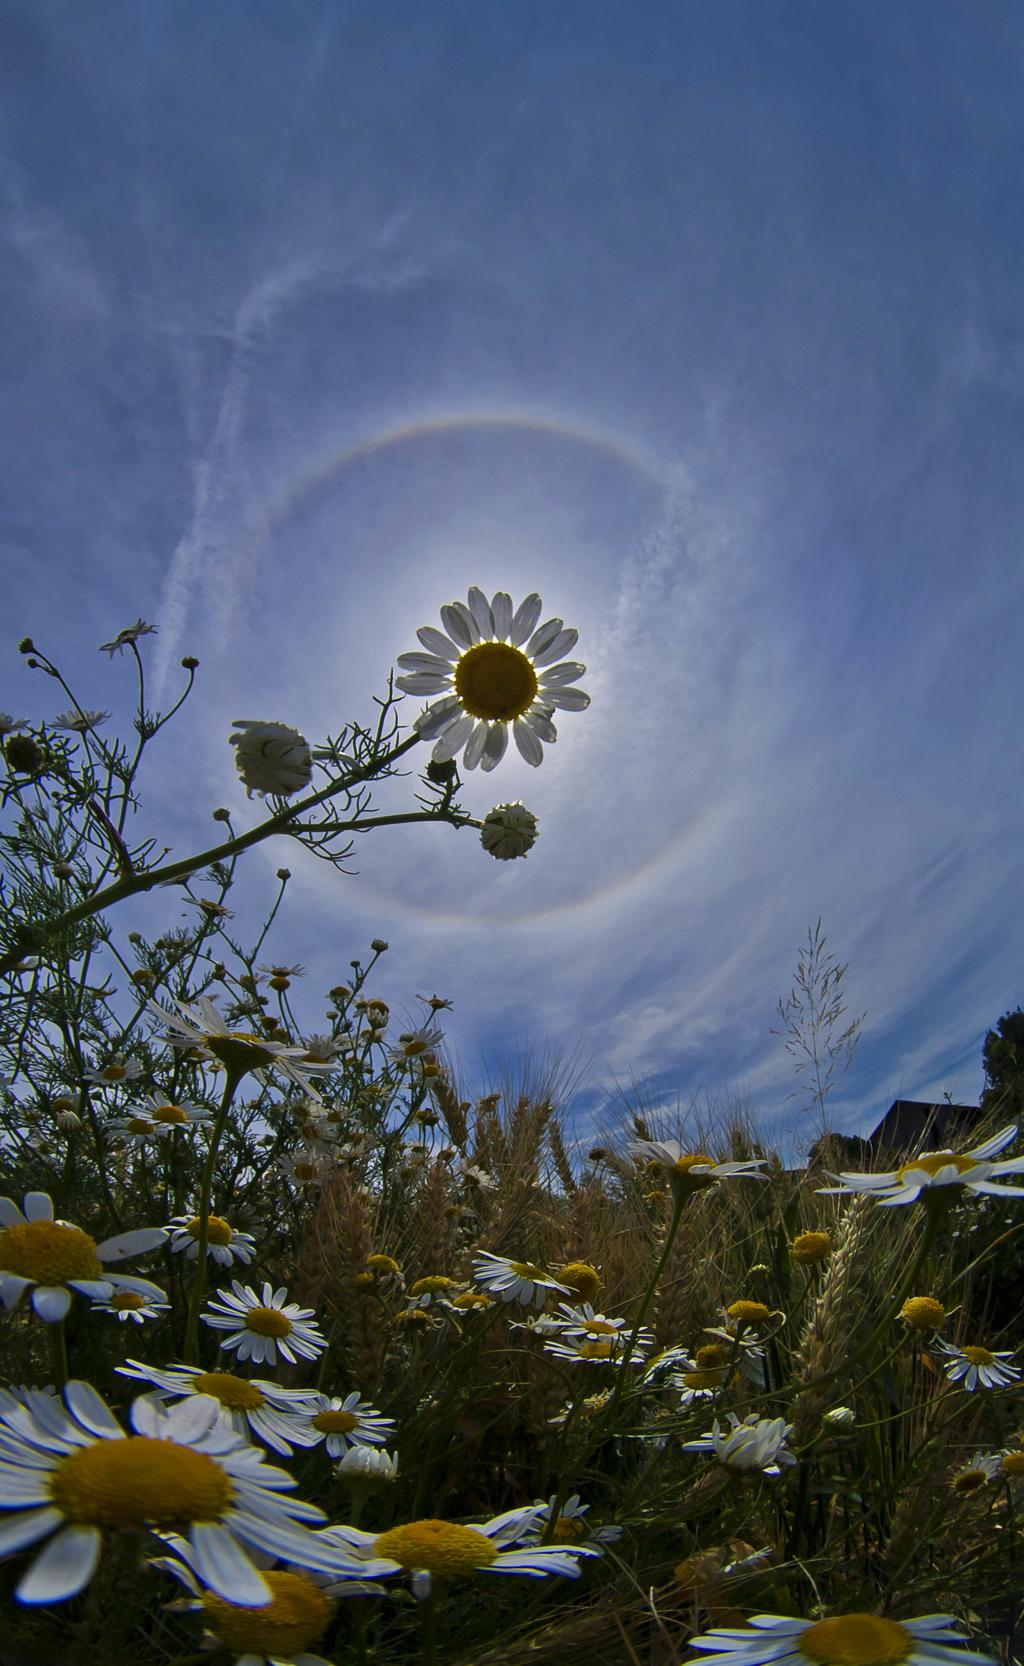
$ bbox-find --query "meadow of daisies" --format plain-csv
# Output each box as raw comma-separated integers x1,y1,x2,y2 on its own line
1,597,1023,1666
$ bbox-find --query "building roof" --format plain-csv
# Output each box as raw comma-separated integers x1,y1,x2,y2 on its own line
866,1098,983,1156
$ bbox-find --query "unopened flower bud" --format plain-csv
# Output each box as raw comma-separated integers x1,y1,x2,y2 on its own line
371,939,389,952
480,801,538,861
180,655,199,669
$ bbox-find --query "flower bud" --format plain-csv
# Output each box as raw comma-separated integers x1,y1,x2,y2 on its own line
480,801,538,860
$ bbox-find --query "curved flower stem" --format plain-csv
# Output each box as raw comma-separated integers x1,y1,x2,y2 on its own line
182,1067,244,1364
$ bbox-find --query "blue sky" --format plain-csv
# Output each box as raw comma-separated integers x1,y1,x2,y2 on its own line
3,2,1023,1157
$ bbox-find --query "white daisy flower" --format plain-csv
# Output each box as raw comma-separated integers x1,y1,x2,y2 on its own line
285,1392,396,1458
50,709,111,732
472,1251,573,1309
0,713,30,737
521,1494,622,1552
201,1280,328,1367
91,1288,170,1324
685,1611,997,1666
168,1213,257,1267
98,617,157,657
396,587,590,771
229,720,313,798
683,1413,797,1476
0,1191,167,1323
116,1361,321,1456
110,1094,212,1141
818,1122,1024,1207
280,1145,334,1188
643,1344,699,1383
949,1453,1002,1493
543,1331,653,1367
627,1138,769,1197
83,1055,146,1088
318,1504,599,1600
389,1023,444,1064
480,801,539,860
149,1532,387,1664
934,1339,1021,1391
0,1383,353,1607
147,994,329,1099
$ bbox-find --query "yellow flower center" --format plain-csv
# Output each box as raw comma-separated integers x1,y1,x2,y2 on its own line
454,640,539,721
245,1306,292,1338
185,1215,234,1247
100,1064,128,1081
508,1260,552,1282
800,1616,913,1666
193,1371,265,1410
578,1341,613,1359
373,1519,498,1575
202,1571,332,1654
557,1261,602,1301
111,1292,147,1311
410,1276,457,1296
367,1254,401,1274
452,1292,491,1309
681,1368,726,1389
695,1344,733,1369
0,1219,102,1284
313,1408,360,1433
206,1033,275,1072
792,1231,832,1265
553,1516,584,1541
952,1468,989,1494
897,1151,978,1181
293,1161,318,1181
582,1318,618,1335
673,1152,714,1173
899,1297,946,1330
151,1103,190,1124
125,1117,156,1134
726,1300,771,1326
961,1345,995,1366
50,1437,232,1529
1001,1452,1024,1477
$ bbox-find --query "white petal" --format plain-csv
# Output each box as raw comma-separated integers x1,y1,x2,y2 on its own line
538,660,587,685
396,672,451,694
969,1180,1024,1196
440,602,477,648
510,593,543,646
416,625,460,660
24,1193,54,1222
431,712,475,760
413,697,461,740
64,1382,124,1439
467,586,495,637
31,1286,72,1323
16,1524,101,1604
513,720,545,767
0,1464,54,1504
532,626,578,667
462,721,490,770
97,1227,167,1262
189,1523,270,1605
967,1123,1018,1160
396,651,455,673
0,1197,27,1227
0,1507,63,1554
479,724,509,771
544,686,590,711
522,709,558,743
491,591,513,637
0,1273,32,1308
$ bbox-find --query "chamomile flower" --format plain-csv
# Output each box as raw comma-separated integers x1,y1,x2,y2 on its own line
285,1393,396,1458
0,1383,347,1607
147,994,329,1098
229,721,313,799
318,1505,598,1600
685,1612,996,1666
627,1139,768,1198
949,1453,1002,1494
818,1123,1024,1207
683,1413,796,1476
480,801,539,859
0,1191,166,1323
522,1495,622,1552
111,1095,212,1141
116,1361,321,1456
550,1301,650,1347
168,1213,257,1267
201,1280,327,1367
396,587,589,771
934,1340,1021,1391
83,1055,146,1088
91,1288,170,1324
389,1023,444,1064
472,1251,572,1309
50,709,111,732
98,617,157,656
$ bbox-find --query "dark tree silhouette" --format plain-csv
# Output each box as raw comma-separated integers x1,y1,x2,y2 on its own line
980,1006,1024,1120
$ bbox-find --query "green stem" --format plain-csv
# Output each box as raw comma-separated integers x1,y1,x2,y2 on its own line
49,1317,69,1390
419,1579,439,1666
182,1069,243,1363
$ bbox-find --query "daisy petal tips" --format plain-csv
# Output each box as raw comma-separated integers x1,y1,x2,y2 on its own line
396,588,589,771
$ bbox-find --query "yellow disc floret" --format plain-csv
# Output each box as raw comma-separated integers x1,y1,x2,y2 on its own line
581,1318,618,1336
110,1292,147,1312
898,1151,978,1181
577,1341,614,1359
961,1345,995,1367
193,1371,265,1410
244,1306,293,1338
726,1300,771,1326
557,1261,602,1301
206,1033,275,1073
151,1103,190,1124
899,1296,946,1331
454,642,539,721
410,1276,457,1296
0,1220,102,1285
203,1570,332,1654
312,1409,359,1433
792,1231,832,1265
800,1615,913,1666
50,1437,232,1528
374,1519,498,1575
695,1344,733,1370
1001,1452,1024,1478
185,1215,234,1246
508,1260,552,1281
367,1254,401,1275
